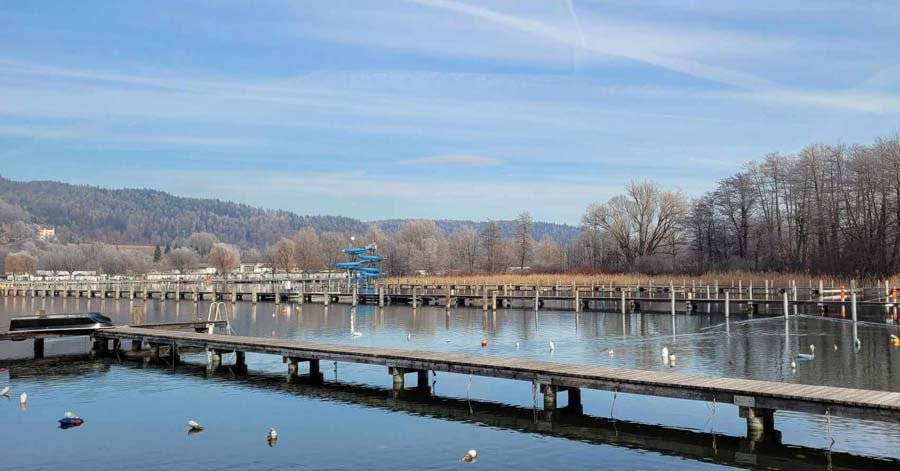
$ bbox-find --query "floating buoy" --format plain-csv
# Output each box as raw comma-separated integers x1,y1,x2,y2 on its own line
481,340,487,348
267,428,278,447
460,449,477,463
58,417,83,428
891,335,900,347
188,420,204,431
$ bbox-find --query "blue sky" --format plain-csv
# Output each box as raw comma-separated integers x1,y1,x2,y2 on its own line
1,0,899,223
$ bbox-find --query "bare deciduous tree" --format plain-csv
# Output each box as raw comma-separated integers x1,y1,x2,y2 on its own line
514,212,534,270
268,239,295,273
208,243,241,274
165,247,199,273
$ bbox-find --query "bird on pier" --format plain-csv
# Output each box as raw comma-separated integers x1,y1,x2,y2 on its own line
797,345,815,361
0,386,9,397
188,420,204,432
460,449,478,463
267,428,278,447
661,346,670,364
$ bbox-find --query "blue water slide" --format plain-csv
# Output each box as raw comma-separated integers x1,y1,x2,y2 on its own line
336,242,382,283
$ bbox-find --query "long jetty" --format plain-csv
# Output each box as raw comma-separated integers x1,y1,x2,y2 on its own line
92,326,900,442
3,278,898,316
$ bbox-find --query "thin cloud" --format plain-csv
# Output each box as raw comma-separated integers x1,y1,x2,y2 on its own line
406,154,501,167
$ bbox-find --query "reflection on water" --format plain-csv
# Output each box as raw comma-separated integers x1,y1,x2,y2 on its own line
2,296,900,470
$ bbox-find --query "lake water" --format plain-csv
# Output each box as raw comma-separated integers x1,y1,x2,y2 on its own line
2,296,900,470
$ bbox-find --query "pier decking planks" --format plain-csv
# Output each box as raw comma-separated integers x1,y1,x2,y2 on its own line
94,326,900,424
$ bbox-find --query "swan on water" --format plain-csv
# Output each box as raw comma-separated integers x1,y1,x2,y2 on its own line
188,420,204,431
607,349,615,357
797,345,815,361
407,333,412,342
19,392,27,405
549,341,556,352
668,354,676,366
515,342,520,350
833,344,838,351
461,449,478,463
790,360,797,371
0,386,9,397
351,331,362,338
661,346,669,364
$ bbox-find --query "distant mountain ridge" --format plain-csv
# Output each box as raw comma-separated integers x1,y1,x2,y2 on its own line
0,176,577,248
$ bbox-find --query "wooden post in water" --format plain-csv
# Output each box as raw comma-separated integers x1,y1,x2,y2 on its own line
714,280,719,300
852,292,859,348
574,286,580,313
792,280,798,316
620,289,626,314
670,282,676,316
782,290,789,318
378,285,385,308
724,290,730,318
411,285,417,310
492,291,497,312
534,287,540,311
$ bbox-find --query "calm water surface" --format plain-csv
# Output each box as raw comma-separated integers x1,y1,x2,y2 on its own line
2,296,900,470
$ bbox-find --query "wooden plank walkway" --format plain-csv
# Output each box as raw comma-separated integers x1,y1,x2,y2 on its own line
94,327,900,425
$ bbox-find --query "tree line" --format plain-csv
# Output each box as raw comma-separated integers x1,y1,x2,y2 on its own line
2,134,898,277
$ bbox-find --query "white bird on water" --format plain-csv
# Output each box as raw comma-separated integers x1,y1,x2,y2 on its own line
351,331,362,338
797,345,815,361
460,449,478,463
668,353,676,366
549,341,556,353
267,428,278,446
19,392,27,405
515,342,520,350
661,346,670,364
188,420,204,431
0,386,9,397
607,349,615,357
407,333,412,342
790,360,797,371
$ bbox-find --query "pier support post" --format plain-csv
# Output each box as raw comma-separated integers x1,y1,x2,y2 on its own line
286,357,299,378
379,285,385,308
541,384,558,411
740,406,775,441
417,370,429,388
534,288,540,311
670,282,676,315
33,338,44,358
567,387,582,410
574,287,580,313
235,351,246,367
724,291,730,318
411,286,417,310
390,367,406,390
782,291,789,318
352,284,358,307
621,289,626,314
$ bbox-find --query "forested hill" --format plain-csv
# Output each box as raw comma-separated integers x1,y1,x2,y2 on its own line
0,176,576,247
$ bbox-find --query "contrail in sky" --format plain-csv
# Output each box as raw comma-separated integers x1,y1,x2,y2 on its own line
565,0,587,71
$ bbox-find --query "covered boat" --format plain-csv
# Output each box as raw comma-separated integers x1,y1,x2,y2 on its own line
6,312,113,340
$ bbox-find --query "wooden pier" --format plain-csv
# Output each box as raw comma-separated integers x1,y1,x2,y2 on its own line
93,326,900,441
2,278,898,316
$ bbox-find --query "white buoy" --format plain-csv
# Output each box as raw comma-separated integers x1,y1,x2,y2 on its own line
461,449,478,463
188,420,204,431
